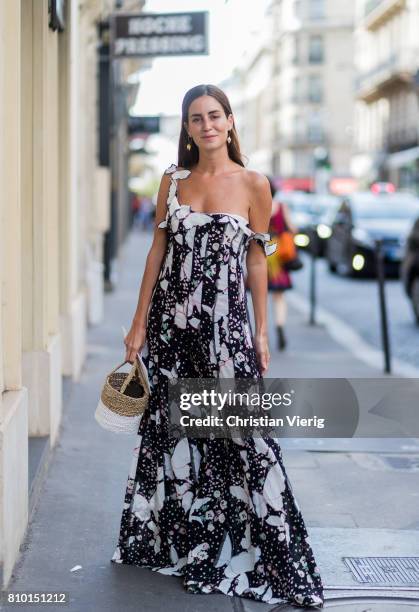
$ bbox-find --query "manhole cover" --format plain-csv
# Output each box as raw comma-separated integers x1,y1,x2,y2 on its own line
383,456,419,471
343,557,419,586
323,597,419,610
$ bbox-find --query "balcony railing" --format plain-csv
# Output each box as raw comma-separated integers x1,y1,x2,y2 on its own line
355,48,418,101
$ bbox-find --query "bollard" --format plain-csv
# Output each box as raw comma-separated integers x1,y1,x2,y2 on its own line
309,239,317,326
374,239,391,374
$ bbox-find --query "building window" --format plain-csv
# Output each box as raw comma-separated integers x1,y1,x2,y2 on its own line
309,0,325,20
307,111,324,142
309,35,324,63
294,0,302,19
308,74,323,103
293,36,300,64
294,115,304,142
293,76,302,102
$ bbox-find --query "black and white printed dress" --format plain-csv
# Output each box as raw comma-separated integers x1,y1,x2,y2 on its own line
111,164,325,609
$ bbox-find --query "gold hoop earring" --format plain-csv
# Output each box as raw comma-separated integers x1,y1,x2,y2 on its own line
227,132,232,144
186,136,192,151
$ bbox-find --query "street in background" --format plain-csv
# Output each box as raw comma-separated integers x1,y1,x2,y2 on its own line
325,190,419,277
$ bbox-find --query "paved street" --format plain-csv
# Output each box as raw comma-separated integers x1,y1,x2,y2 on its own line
292,252,419,370
3,229,419,611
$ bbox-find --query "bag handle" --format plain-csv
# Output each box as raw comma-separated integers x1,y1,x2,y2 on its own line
119,358,142,394
119,326,150,395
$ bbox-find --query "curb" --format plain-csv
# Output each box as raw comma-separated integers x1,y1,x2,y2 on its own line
287,291,419,378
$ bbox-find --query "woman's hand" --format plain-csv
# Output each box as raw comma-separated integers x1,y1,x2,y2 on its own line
124,323,146,363
254,332,270,376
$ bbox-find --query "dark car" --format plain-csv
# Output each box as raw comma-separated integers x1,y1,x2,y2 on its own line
326,191,419,276
401,216,419,323
304,194,340,256
274,191,338,253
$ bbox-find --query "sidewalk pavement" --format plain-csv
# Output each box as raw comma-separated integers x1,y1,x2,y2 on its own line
3,230,419,611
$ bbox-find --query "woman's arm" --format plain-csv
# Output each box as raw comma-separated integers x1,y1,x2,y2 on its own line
124,173,171,363
246,172,274,375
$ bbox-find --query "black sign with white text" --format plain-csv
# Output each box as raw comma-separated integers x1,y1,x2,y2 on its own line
111,12,209,58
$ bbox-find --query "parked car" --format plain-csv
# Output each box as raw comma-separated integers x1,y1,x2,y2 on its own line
401,216,419,324
274,191,338,253
305,194,340,256
326,191,419,277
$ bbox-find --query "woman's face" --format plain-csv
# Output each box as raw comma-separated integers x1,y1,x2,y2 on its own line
185,95,233,153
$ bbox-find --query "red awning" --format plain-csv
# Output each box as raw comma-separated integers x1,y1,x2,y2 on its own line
279,177,314,192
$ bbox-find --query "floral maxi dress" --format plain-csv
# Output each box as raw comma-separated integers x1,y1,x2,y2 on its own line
111,164,325,609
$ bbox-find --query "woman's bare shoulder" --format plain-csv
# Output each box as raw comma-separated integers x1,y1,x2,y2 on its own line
242,168,270,196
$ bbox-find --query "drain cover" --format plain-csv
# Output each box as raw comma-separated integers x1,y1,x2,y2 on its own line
383,456,419,471
343,557,419,586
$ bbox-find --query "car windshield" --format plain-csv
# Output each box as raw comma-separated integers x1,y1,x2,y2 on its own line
310,195,339,212
351,193,419,220
276,193,317,214
290,201,314,214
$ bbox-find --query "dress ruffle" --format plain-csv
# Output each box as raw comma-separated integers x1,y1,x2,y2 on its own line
159,164,277,258
249,232,277,257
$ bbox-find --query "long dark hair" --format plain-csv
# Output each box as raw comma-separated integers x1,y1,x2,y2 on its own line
178,84,245,169
266,176,276,198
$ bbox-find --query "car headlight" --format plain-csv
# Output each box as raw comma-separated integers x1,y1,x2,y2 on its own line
352,254,365,270
294,233,310,247
317,224,332,239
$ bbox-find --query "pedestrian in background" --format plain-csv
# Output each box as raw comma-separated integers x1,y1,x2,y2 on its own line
136,195,154,231
131,192,141,228
266,178,298,350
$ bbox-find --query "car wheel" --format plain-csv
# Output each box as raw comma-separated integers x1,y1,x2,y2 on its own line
411,276,419,324
328,261,337,273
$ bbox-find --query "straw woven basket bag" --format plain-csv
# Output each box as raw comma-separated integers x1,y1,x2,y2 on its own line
95,341,150,434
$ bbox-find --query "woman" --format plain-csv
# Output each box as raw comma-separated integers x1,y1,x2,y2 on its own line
266,179,298,350
111,84,324,609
